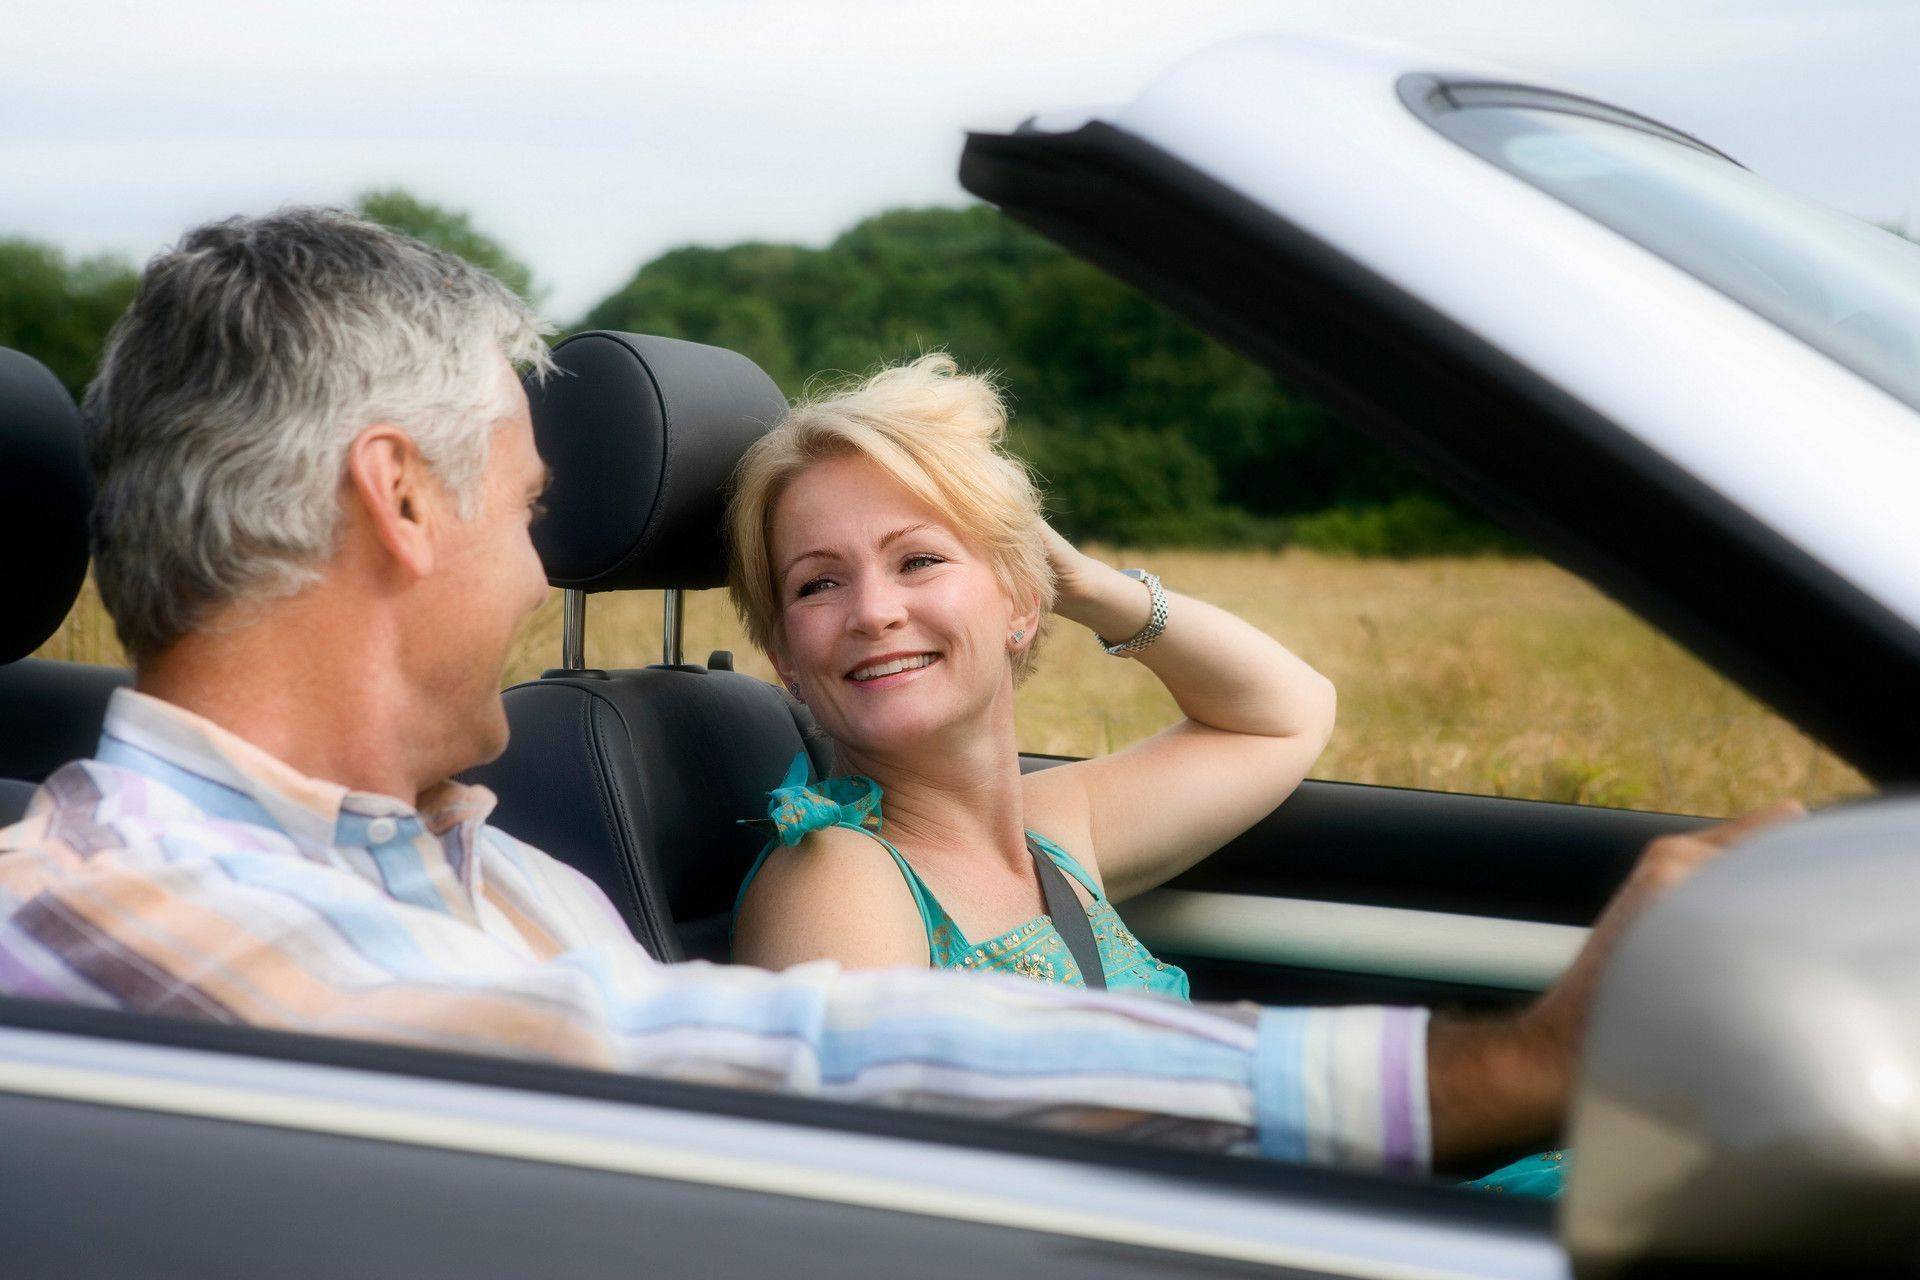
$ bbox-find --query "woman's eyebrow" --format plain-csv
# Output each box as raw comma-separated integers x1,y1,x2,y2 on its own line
877,523,935,549
778,547,835,582
779,524,936,582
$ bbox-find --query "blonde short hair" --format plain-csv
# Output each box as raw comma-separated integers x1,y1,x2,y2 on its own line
728,354,1054,680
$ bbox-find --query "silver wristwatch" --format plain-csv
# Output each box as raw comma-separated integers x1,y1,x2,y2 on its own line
1097,569,1169,657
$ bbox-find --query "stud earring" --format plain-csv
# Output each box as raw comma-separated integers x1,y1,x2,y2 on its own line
1010,629,1025,644
785,681,802,698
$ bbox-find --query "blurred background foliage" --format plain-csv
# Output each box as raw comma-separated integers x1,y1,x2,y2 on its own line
0,191,1512,554
353,188,546,305
0,240,138,402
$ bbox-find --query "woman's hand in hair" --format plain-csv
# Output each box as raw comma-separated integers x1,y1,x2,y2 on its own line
1039,523,1156,644
1038,521,1093,604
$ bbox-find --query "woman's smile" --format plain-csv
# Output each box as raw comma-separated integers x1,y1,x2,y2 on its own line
846,651,943,687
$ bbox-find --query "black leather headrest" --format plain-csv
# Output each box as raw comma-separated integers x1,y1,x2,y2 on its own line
529,332,786,592
0,349,91,664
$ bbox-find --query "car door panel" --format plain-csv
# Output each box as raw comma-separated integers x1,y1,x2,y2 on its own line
9,1090,1347,1280
1165,779,1692,925
0,1006,1563,1280
1125,888,1584,1003
1026,755,1693,1007
1134,786,1677,1010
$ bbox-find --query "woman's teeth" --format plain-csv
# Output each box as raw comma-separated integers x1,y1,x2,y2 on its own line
849,654,938,682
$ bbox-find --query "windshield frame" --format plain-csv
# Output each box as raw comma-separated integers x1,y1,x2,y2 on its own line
1401,74,1920,420
1398,77,1745,169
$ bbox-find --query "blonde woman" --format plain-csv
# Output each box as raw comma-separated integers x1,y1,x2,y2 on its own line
727,354,1336,997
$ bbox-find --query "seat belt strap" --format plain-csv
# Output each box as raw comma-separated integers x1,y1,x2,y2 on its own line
1030,836,1107,991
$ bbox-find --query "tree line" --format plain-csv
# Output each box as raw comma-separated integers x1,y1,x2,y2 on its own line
1,191,1510,554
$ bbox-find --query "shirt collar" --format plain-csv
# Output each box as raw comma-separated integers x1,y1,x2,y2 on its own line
95,688,499,855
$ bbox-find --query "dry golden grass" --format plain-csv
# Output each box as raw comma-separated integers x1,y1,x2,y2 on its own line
42,550,1867,816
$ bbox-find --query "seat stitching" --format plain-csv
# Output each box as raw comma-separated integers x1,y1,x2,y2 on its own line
570,691,648,937
585,694,679,959
544,683,656,954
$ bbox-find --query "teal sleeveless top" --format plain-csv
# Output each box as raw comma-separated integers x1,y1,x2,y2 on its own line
737,752,1191,1000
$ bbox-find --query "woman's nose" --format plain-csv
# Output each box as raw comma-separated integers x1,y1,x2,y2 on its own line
846,574,908,634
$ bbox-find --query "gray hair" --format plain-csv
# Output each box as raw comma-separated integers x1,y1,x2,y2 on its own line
84,207,552,663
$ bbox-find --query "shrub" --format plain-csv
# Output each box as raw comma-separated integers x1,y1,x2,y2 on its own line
0,240,138,399
1015,424,1226,544
1286,495,1522,558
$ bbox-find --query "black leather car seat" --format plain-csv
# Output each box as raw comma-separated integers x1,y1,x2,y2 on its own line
463,333,824,962
0,347,131,825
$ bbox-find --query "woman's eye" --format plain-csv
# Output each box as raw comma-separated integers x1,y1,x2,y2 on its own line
795,576,836,598
902,553,946,572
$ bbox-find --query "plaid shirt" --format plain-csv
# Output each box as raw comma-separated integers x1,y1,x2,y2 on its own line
0,688,1429,1170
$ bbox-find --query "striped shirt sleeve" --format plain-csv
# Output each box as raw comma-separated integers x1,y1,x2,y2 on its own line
0,768,1430,1172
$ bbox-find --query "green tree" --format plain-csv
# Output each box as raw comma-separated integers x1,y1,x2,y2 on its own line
354,188,543,304
1016,424,1237,545
998,251,1438,515
0,240,139,400
582,243,810,386
580,202,1502,551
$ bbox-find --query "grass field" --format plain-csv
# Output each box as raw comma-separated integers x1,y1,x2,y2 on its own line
39,550,1867,816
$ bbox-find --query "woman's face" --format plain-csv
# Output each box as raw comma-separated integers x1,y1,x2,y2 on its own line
768,454,1033,759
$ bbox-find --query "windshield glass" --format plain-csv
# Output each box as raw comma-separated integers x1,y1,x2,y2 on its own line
1433,103,1920,412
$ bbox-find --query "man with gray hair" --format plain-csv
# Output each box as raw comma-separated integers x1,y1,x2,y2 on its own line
82,209,553,796
0,208,1794,1177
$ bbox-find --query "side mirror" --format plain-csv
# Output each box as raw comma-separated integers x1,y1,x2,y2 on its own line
1563,799,1920,1275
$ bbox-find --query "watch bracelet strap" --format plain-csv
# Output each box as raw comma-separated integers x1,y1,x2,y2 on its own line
1098,570,1168,657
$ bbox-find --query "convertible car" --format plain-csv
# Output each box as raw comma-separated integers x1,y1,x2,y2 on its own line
4,34,1919,1277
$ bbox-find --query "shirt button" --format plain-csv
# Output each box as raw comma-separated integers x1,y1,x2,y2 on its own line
366,817,399,844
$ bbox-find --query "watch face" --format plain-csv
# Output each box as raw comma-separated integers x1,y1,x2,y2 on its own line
1120,568,1147,581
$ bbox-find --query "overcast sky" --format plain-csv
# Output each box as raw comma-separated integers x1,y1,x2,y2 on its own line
6,0,1917,318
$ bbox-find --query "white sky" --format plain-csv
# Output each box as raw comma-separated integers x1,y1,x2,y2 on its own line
6,0,1918,318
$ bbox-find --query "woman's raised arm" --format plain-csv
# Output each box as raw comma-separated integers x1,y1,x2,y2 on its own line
1023,526,1336,903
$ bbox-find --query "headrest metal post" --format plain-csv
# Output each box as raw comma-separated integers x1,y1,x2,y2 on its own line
663,589,685,667
562,589,587,671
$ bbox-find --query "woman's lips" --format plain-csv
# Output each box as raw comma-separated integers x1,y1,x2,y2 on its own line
845,652,942,688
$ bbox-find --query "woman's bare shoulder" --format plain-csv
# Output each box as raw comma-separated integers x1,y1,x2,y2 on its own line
732,827,929,971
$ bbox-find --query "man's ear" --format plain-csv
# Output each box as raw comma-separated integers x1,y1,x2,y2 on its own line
345,426,437,579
